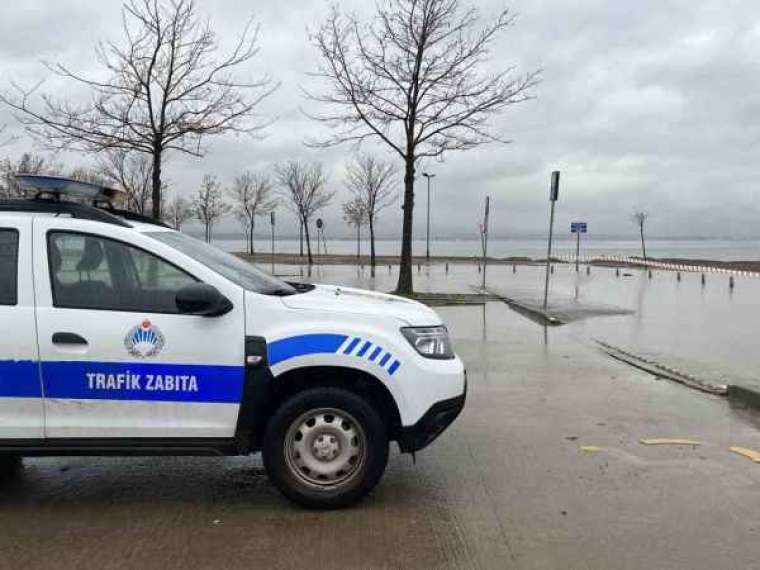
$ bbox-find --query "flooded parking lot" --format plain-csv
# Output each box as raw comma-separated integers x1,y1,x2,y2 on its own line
309,261,760,383
2,263,760,569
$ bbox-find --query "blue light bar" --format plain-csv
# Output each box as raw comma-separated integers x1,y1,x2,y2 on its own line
14,174,125,201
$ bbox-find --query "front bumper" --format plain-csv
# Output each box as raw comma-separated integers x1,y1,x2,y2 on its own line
397,375,467,453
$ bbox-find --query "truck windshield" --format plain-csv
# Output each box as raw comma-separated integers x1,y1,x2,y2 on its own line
147,231,296,296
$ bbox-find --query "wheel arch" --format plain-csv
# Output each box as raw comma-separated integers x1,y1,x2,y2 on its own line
246,365,402,451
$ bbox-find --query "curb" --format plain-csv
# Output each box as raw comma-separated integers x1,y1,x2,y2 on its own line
594,340,727,396
492,296,563,326
727,384,760,411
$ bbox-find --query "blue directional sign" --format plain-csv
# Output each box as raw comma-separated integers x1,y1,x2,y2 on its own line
571,222,587,233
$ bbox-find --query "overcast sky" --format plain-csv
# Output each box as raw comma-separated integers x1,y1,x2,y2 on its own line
2,0,760,241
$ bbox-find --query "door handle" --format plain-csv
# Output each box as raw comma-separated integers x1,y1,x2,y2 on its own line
52,332,88,346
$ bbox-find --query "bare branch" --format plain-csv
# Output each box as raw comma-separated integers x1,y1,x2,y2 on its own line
0,124,17,148
228,170,276,254
163,191,193,229
192,173,230,242
305,0,540,293
98,149,154,214
344,153,397,225
305,0,539,162
0,152,62,199
0,0,277,219
274,160,334,264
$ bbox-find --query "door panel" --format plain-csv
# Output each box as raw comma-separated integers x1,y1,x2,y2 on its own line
33,220,246,439
0,219,44,439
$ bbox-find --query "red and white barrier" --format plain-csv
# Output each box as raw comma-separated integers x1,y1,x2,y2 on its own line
555,255,759,278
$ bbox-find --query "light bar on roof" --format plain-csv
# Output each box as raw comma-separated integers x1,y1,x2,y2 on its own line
14,174,125,201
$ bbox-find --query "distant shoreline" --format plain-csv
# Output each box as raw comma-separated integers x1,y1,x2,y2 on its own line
235,252,760,273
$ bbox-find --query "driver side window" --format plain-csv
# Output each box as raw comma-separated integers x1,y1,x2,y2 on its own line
48,231,197,313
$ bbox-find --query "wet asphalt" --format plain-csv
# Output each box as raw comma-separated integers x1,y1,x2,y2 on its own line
2,264,760,569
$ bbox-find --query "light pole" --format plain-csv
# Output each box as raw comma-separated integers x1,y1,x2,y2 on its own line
422,172,436,261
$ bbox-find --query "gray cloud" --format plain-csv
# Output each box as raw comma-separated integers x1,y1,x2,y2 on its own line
1,0,759,240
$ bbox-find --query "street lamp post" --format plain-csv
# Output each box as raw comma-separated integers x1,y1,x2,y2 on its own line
422,172,436,261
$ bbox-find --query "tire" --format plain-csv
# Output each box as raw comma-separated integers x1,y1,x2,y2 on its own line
262,387,389,509
0,455,21,481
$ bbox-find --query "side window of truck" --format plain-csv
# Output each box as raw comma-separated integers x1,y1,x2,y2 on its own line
0,229,19,306
48,231,197,313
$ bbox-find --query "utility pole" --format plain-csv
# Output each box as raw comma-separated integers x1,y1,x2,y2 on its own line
270,211,276,274
481,196,490,290
422,172,436,261
543,171,560,309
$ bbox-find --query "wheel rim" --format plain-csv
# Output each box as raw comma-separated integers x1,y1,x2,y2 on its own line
284,407,367,489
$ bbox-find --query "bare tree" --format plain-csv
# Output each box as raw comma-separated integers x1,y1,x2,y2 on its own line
68,166,108,186
228,171,276,255
307,0,540,294
0,153,61,199
342,197,368,260
345,154,396,276
98,149,153,214
193,174,229,242
164,192,193,230
632,211,649,266
0,0,276,220
275,161,333,265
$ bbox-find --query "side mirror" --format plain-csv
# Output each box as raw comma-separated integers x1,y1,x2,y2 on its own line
176,283,233,317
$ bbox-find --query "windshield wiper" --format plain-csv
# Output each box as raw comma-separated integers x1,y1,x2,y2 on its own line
286,282,315,293
263,287,297,296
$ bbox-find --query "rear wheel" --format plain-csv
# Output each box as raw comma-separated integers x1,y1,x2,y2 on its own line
262,387,389,509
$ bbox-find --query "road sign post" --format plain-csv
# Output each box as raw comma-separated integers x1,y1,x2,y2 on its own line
543,171,560,309
570,222,587,271
270,211,276,274
481,196,490,290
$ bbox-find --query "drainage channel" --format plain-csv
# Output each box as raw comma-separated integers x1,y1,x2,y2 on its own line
594,339,727,396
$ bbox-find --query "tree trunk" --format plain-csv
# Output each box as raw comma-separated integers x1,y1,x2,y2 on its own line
395,156,415,294
150,146,162,221
369,215,376,277
640,223,647,266
254,217,256,255
303,217,313,265
356,223,360,259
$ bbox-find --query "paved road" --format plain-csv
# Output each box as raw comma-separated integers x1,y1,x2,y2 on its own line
2,299,760,569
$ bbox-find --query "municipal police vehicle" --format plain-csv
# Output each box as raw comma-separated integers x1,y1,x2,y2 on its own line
0,175,466,508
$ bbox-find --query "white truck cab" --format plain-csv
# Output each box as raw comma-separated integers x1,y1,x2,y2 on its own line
0,175,466,508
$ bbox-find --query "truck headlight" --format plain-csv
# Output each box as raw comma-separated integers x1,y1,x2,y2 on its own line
401,326,454,359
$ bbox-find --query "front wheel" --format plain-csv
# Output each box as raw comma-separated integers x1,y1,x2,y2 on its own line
262,387,389,509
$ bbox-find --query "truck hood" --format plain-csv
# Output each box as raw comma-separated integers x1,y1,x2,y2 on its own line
280,284,441,326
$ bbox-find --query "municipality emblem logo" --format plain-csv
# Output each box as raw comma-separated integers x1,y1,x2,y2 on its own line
124,319,165,358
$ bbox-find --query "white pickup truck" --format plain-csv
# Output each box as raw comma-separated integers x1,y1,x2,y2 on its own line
0,175,466,508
